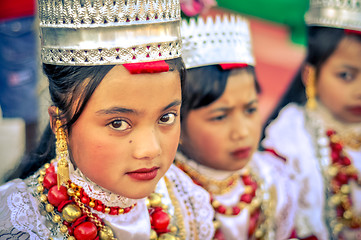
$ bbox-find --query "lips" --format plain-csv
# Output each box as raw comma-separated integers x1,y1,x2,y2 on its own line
231,147,252,160
126,167,159,181
347,106,361,115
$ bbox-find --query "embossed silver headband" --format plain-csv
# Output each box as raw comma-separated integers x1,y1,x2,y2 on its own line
305,0,361,31
38,0,182,65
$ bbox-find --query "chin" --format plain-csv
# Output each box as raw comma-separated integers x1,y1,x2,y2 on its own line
121,181,159,200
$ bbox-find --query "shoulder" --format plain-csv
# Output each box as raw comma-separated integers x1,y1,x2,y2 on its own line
262,103,314,166
165,164,215,240
263,103,306,143
251,151,290,180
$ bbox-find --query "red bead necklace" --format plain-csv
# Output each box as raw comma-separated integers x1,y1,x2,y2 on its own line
38,163,114,240
175,160,264,239
326,130,361,233
37,162,181,240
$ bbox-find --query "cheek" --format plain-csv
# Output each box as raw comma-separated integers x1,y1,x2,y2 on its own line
251,119,262,145
318,81,344,109
69,125,125,173
164,125,181,157
191,129,224,156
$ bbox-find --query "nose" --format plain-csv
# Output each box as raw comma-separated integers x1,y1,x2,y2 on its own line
230,114,249,141
132,127,162,160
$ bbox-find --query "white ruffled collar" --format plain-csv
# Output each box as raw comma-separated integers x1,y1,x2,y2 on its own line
175,151,243,181
57,155,139,208
313,101,361,135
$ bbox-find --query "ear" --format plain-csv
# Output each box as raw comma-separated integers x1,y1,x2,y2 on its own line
302,64,315,87
48,106,58,135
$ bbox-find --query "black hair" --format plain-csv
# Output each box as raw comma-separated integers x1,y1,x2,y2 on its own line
181,64,260,122
8,58,185,180
262,27,361,140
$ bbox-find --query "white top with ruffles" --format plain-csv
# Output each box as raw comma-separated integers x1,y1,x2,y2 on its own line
262,103,361,240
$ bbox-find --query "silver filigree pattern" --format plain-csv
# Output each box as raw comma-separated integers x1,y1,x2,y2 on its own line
38,0,181,27
181,15,255,69
42,41,181,65
305,0,361,31
38,0,182,65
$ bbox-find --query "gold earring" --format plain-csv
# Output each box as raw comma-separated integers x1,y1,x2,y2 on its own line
55,107,69,189
306,67,317,110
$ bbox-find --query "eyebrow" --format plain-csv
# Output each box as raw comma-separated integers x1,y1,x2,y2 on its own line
96,107,136,116
96,99,182,116
341,65,359,71
245,99,258,107
209,99,258,113
162,100,182,111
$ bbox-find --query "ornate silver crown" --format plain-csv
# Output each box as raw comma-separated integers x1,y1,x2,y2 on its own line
38,0,182,65
181,15,255,69
305,0,361,31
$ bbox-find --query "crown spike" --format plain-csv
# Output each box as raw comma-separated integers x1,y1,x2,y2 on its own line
137,0,147,21
181,14,255,69
148,0,155,20
156,0,163,20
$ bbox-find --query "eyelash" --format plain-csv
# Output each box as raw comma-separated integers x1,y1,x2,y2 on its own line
159,112,178,125
246,106,258,114
210,114,227,121
107,112,178,131
108,119,131,131
337,71,355,82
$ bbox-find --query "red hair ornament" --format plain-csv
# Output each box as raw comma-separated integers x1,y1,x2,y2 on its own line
123,60,170,74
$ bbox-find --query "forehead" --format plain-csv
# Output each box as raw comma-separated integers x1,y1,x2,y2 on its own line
327,37,361,66
217,69,257,103
86,65,181,112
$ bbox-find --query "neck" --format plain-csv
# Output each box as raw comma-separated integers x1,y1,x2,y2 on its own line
66,158,139,208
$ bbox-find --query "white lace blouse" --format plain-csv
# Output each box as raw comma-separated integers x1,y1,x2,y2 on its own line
176,151,297,240
0,163,214,240
262,103,361,240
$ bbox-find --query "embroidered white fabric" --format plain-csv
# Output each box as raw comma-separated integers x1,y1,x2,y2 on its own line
262,103,361,240
165,164,215,240
67,157,138,208
175,151,297,240
251,152,297,240
0,179,52,240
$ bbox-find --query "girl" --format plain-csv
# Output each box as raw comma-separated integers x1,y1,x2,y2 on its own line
0,0,214,239
176,15,297,240
262,1,361,239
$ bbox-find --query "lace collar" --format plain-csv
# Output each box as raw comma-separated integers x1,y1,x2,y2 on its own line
57,154,139,208
175,151,243,181
307,102,361,149
315,102,361,135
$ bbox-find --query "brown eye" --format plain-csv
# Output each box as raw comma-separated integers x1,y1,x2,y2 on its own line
159,113,177,125
109,120,130,131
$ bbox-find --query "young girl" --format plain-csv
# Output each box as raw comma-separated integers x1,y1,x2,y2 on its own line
0,0,214,239
262,1,361,239
176,15,297,240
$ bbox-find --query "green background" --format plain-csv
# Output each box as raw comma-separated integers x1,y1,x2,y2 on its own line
217,0,309,44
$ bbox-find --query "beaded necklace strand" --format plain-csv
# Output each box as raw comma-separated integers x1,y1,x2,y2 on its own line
174,160,270,239
34,162,184,240
322,130,361,236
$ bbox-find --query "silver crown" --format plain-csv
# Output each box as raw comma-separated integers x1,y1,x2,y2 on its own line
181,15,255,69
305,0,361,31
38,0,182,65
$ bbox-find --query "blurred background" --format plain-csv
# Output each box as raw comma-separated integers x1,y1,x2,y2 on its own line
0,0,308,183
